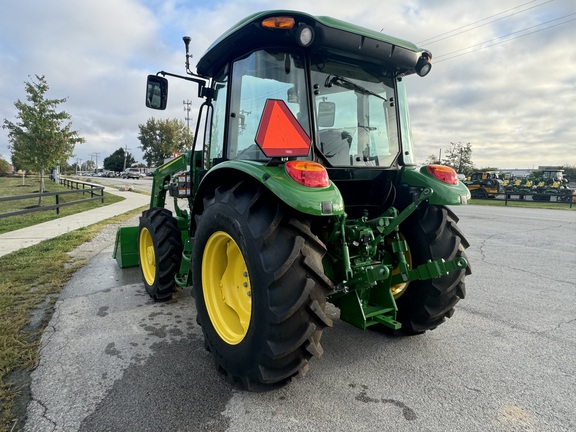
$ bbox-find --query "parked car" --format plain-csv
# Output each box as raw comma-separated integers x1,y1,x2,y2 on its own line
123,168,143,179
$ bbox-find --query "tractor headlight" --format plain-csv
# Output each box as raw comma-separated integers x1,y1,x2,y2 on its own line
415,53,432,77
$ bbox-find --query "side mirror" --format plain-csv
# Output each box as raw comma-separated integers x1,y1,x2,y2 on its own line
146,75,168,110
317,101,335,128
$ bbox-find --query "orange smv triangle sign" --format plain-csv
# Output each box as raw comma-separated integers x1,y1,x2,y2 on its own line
255,99,311,158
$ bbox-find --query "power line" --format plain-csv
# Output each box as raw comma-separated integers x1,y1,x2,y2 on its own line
91,153,100,171
434,14,575,63
418,0,553,45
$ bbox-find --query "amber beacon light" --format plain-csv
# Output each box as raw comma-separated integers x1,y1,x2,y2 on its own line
261,16,296,29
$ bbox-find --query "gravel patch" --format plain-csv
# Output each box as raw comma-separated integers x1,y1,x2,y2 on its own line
67,215,140,264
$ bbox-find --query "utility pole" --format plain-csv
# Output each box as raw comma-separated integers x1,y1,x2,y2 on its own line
91,153,100,173
123,145,130,171
183,99,192,148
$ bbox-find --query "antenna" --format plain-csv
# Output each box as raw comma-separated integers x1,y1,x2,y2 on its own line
183,36,192,72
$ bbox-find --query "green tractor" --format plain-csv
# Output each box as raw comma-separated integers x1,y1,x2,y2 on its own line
532,169,574,202
115,10,471,389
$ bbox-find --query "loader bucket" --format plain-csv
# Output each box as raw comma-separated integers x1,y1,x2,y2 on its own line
113,226,140,268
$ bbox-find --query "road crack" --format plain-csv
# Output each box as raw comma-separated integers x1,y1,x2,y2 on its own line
351,384,417,421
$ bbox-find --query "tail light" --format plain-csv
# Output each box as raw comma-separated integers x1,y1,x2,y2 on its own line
426,164,459,185
286,161,330,188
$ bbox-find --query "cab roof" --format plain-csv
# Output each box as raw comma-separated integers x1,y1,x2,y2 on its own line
196,10,431,78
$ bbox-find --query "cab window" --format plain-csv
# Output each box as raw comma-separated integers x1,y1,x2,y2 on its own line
311,61,399,167
227,50,310,160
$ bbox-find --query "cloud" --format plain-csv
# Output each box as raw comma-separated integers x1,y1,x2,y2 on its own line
400,0,576,168
1,0,574,171
0,0,166,163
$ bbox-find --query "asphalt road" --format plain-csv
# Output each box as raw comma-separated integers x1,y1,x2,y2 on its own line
25,204,576,432
83,175,154,194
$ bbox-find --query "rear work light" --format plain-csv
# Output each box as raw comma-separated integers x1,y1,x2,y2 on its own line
286,161,330,188
426,164,459,185
415,52,432,77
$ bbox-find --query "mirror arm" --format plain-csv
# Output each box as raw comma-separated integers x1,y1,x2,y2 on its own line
157,71,209,99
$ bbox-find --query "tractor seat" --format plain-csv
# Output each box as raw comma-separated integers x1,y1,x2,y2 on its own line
319,129,352,165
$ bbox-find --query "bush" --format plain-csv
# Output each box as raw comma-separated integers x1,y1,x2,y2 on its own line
0,158,11,176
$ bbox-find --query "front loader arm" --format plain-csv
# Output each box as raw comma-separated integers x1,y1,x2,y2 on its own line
148,150,194,209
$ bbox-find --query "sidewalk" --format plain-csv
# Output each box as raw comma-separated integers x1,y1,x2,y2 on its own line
0,186,150,258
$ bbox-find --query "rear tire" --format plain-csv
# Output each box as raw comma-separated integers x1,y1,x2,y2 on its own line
396,204,470,333
138,208,183,301
192,181,333,390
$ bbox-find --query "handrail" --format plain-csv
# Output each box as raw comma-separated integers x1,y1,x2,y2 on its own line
0,178,105,219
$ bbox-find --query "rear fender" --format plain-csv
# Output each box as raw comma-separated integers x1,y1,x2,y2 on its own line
401,165,470,205
193,160,345,222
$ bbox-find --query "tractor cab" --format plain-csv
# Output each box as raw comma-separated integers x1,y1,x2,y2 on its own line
193,12,431,169
541,169,565,184
467,171,499,182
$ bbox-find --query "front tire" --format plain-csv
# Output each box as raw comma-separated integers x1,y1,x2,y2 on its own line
138,208,183,301
396,204,471,333
192,181,333,390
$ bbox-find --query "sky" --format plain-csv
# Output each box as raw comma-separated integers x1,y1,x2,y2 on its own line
1,0,574,170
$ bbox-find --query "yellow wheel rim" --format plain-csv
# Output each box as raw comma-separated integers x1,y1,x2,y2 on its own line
390,234,413,300
202,231,252,345
139,227,156,286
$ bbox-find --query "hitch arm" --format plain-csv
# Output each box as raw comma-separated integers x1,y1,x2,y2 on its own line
390,256,468,286
381,188,433,236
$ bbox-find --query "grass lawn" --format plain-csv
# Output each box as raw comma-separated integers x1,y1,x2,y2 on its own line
0,209,145,431
0,176,124,234
0,175,143,430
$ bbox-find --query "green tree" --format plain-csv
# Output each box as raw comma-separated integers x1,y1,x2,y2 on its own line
60,161,77,175
103,147,136,172
0,157,10,175
83,160,95,172
442,142,475,176
2,75,85,204
561,165,575,182
137,117,191,167
478,167,500,173
424,154,440,165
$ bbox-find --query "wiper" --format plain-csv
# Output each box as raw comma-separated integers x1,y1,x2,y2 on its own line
324,74,387,101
